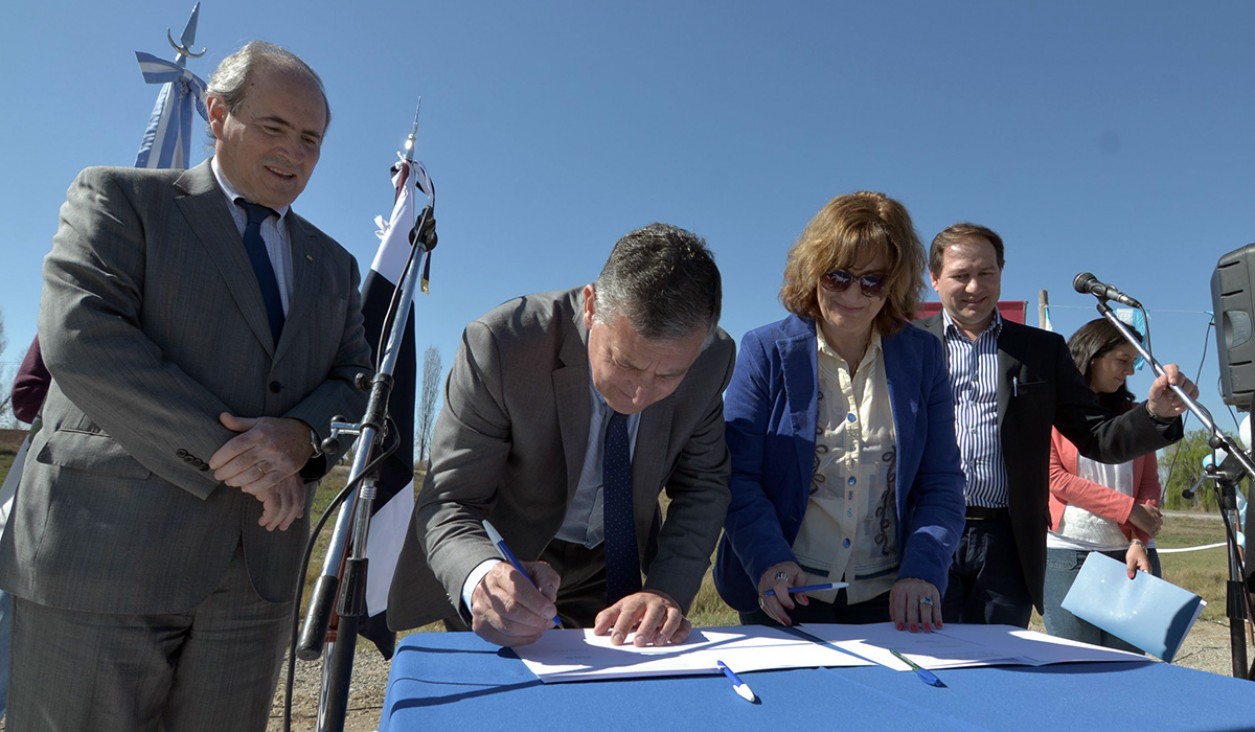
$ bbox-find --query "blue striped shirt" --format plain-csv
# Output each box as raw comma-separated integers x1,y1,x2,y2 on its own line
942,310,1010,508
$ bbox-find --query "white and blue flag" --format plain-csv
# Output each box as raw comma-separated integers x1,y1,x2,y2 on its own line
133,2,208,169
134,52,208,169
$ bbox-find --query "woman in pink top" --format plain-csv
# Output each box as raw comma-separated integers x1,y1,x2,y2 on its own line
1044,318,1163,650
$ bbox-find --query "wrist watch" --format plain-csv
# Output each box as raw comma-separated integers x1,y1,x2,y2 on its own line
308,428,324,458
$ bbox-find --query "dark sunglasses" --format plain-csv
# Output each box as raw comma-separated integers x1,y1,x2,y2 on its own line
820,269,887,297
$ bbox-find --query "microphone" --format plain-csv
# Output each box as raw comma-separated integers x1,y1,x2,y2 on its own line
1072,272,1142,308
1182,472,1207,501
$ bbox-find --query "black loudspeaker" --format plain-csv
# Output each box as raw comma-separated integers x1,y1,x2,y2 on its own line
1212,243,1255,411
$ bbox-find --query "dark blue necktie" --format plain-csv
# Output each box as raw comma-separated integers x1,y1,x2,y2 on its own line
603,410,641,604
235,199,285,344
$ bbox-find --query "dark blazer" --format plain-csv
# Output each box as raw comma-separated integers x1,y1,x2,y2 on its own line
0,162,371,613
713,314,966,614
914,314,1179,611
387,288,735,629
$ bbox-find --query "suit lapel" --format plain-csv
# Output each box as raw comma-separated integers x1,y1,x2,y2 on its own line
633,399,673,517
274,211,321,363
917,314,945,340
881,330,919,519
997,322,1023,424
779,322,818,496
556,303,592,501
173,162,277,355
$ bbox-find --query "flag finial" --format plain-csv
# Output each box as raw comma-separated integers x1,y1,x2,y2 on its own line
403,98,422,160
166,2,206,65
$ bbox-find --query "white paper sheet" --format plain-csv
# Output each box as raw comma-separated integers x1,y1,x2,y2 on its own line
798,621,1148,671
515,624,870,683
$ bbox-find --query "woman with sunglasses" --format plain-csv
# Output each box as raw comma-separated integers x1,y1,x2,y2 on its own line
713,191,965,631
1044,318,1163,649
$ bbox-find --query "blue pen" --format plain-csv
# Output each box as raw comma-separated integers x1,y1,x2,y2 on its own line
482,520,562,628
889,649,946,688
716,660,758,703
763,581,848,597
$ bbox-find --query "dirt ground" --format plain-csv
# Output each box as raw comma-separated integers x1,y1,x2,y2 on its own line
267,618,1253,732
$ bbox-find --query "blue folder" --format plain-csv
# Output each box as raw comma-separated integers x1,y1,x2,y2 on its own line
1060,551,1205,663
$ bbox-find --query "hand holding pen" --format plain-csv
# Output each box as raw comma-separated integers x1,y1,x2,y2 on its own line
762,582,848,597
757,562,842,626
469,520,563,647
483,520,562,629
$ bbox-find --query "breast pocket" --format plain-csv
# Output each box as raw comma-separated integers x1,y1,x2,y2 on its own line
1012,364,1051,400
1014,379,1049,398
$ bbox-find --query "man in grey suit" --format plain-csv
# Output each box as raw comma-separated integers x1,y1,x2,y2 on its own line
915,222,1196,627
388,224,733,648
0,42,371,730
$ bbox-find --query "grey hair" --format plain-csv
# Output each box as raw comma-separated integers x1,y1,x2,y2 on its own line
593,223,722,345
205,41,330,139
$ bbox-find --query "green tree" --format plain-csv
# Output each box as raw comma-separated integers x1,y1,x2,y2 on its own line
415,345,442,465
1159,428,1244,512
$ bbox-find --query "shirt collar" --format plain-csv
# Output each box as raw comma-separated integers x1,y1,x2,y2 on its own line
816,326,883,369
587,376,641,434
211,156,291,220
589,377,611,415
940,307,1002,341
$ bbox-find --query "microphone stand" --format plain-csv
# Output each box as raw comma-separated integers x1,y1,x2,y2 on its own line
1200,452,1252,678
1092,298,1254,679
296,111,434,732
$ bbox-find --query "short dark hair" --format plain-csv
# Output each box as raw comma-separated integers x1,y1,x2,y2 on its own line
593,223,722,344
206,41,330,136
929,222,1005,276
1067,317,1142,412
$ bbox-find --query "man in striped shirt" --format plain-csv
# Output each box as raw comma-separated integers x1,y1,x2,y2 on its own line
915,223,1197,627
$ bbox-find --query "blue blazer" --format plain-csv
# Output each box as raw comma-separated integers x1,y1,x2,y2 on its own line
714,314,966,613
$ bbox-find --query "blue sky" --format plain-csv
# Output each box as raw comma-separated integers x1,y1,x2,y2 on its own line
3,1,1252,453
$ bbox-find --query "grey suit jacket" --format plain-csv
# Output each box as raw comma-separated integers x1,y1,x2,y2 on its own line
0,162,372,614
387,288,734,629
915,314,1179,610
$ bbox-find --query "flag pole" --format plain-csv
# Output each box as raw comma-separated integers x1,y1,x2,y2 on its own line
404,98,421,158
296,102,434,732
134,2,208,169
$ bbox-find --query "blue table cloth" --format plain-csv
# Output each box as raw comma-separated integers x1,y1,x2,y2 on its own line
381,631,1254,731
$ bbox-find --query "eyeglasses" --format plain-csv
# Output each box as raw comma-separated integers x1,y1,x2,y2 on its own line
820,269,887,297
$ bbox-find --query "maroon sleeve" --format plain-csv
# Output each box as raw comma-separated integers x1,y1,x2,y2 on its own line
11,335,51,423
